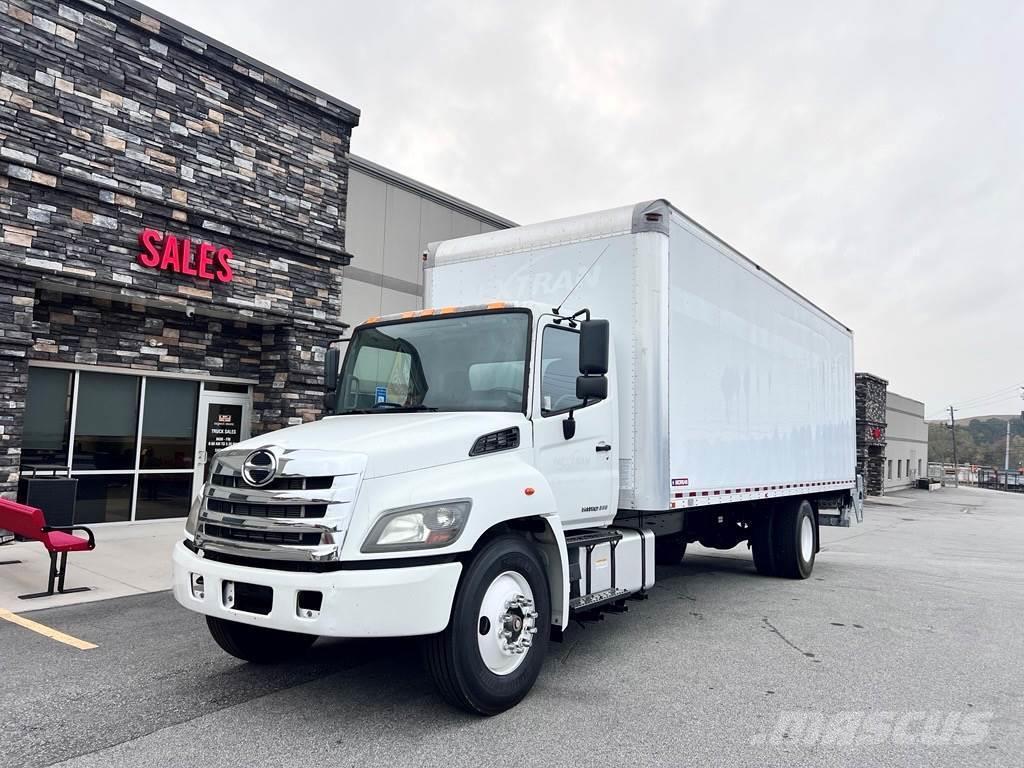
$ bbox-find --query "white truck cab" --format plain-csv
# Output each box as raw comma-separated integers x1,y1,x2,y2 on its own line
173,200,862,715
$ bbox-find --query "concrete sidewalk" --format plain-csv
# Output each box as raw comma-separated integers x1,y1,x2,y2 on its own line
0,519,182,613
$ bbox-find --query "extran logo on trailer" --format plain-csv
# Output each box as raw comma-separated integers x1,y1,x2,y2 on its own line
494,261,603,302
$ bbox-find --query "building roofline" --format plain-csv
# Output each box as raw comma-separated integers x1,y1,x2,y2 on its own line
114,0,360,121
348,154,516,229
887,391,926,407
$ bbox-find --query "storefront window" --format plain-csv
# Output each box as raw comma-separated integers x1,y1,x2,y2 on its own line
73,475,133,524
141,378,198,469
22,368,73,467
72,372,140,471
20,368,250,523
136,473,193,520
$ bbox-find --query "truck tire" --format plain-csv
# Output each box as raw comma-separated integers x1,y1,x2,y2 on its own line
206,616,317,664
750,505,777,576
654,533,688,565
771,499,816,579
423,534,550,715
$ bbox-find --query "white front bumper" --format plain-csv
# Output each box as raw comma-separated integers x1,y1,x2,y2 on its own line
172,541,461,637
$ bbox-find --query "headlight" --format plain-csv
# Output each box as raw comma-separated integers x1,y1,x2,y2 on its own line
361,500,471,553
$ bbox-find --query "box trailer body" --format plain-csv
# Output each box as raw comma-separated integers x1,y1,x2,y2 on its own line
172,199,862,716
424,199,856,525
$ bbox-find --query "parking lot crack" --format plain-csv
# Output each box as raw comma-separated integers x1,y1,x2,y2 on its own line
762,616,816,659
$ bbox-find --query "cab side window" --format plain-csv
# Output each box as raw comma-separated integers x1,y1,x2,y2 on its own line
540,326,584,415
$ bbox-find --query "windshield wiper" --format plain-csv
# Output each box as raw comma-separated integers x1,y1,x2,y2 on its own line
339,403,439,415
376,403,438,412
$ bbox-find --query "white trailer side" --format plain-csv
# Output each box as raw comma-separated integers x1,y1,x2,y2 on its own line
666,208,855,509
425,199,856,520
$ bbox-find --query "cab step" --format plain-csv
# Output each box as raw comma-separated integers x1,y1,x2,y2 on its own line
569,587,632,614
564,529,623,548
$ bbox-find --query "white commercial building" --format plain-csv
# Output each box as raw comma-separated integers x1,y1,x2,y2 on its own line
884,392,928,491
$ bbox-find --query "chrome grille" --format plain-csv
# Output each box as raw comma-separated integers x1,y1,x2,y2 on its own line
210,473,334,491
206,498,328,519
197,448,365,562
202,523,321,547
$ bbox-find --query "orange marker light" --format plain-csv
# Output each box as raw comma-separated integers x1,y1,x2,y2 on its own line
524,487,535,496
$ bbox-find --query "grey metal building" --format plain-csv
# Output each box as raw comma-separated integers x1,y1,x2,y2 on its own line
884,392,928,491
340,155,514,327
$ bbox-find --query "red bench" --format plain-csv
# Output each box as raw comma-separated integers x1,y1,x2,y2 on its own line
0,498,95,600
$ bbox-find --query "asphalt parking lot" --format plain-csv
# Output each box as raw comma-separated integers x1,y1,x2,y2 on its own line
2,486,1022,768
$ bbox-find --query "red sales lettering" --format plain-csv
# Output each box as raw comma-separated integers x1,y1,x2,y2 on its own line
138,228,234,283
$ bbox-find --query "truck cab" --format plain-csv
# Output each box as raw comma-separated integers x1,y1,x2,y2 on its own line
173,301,637,714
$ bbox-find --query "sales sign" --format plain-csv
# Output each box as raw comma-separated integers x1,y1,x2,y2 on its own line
138,228,234,283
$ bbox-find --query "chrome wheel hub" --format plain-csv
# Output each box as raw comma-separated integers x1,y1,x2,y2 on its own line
499,594,538,655
478,571,538,675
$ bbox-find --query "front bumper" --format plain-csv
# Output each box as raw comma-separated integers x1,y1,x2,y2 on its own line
172,541,461,637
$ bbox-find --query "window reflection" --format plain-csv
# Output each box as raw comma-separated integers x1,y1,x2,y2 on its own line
136,474,193,520
72,372,140,471
141,378,198,469
23,368,73,466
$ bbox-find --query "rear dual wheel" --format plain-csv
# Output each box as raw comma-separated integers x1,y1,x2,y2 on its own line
751,499,816,579
654,533,688,565
423,534,551,715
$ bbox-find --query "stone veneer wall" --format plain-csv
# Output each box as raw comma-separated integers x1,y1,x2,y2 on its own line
855,372,888,497
0,0,360,496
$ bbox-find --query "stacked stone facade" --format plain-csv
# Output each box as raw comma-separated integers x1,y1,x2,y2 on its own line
0,0,360,496
855,372,888,496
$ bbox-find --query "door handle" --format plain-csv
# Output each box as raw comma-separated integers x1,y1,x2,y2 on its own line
596,443,612,453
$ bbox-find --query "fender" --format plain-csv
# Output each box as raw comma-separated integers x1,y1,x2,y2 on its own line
534,513,570,631
343,452,570,628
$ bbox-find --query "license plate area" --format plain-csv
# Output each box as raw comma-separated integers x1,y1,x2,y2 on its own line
222,581,273,615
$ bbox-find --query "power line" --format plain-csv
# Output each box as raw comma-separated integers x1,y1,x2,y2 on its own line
926,382,1024,419
952,382,1023,409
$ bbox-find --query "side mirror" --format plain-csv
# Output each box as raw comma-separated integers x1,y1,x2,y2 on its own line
578,319,609,375
324,347,341,391
576,375,607,401
323,347,341,412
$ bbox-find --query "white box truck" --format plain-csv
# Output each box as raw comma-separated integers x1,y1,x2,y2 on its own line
172,199,863,715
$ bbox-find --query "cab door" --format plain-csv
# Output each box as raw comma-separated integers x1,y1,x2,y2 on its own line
531,318,617,528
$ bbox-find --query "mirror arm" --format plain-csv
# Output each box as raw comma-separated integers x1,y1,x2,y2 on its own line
562,409,577,440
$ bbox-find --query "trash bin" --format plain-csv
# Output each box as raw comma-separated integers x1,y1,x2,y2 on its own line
17,465,78,528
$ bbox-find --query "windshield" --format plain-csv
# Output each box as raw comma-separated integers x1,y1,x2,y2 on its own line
336,311,530,414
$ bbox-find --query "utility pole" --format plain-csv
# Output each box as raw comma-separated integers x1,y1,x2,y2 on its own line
948,406,959,488
1006,420,1011,490
1006,421,1011,472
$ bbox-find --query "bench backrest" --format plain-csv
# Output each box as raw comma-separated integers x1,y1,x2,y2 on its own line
0,498,47,541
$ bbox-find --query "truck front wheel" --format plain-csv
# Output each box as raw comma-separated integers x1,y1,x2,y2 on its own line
423,534,551,715
206,616,317,664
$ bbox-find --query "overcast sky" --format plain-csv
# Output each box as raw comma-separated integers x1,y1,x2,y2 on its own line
150,0,1022,419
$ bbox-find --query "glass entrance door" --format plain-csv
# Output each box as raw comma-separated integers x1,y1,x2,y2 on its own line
193,392,252,500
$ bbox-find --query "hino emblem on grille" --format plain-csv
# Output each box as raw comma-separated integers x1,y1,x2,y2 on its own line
242,449,278,487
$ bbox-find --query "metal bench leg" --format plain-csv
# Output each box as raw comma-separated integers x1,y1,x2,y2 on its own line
19,551,90,600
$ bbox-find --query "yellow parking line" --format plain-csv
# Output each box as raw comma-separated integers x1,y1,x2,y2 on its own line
0,608,97,650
